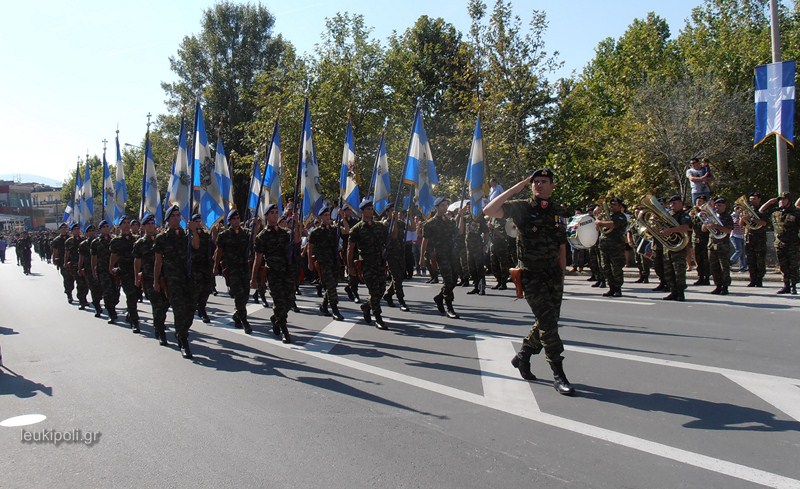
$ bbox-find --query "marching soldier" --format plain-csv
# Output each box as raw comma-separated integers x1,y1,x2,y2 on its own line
348,198,389,329
660,195,692,301
308,205,345,320
703,197,733,295
419,197,462,319
153,205,195,358
251,203,300,343
64,223,89,309
691,195,711,286
51,222,73,303
339,206,362,304
759,192,800,294
628,208,651,283
488,217,511,290
17,230,33,275
595,198,627,297
382,203,410,311
484,168,575,396
91,220,120,323
742,192,768,287
214,209,252,334
459,202,488,295
189,214,215,323
133,214,170,346
79,224,103,317
109,216,140,332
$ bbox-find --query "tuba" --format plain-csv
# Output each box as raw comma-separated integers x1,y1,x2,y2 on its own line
696,201,728,240
735,195,766,231
636,194,690,252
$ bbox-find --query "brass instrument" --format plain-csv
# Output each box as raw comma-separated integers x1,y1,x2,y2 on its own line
696,201,727,240
635,194,689,252
735,195,766,231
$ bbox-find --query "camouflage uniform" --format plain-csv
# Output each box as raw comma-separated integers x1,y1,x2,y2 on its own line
765,203,800,289
708,211,734,289
51,234,73,299
503,197,568,363
421,214,458,307
489,218,511,288
340,215,361,301
64,235,88,307
134,233,169,339
663,209,692,294
110,233,139,325
349,218,388,318
691,214,710,284
598,211,627,293
744,209,768,286
17,235,32,274
79,236,103,314
190,228,215,318
154,226,193,342
91,234,119,319
254,225,296,333
308,223,340,309
588,243,603,283
463,212,488,291
383,219,407,304
216,227,252,324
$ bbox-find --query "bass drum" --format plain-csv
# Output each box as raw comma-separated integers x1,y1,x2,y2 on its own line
566,214,598,250
504,219,519,238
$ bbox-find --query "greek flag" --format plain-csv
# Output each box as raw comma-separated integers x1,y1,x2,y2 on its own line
263,121,283,214
102,151,114,224
194,103,225,228
73,165,83,226
754,61,796,147
216,134,233,219
247,151,262,219
465,115,488,216
168,116,191,224
339,118,361,215
63,203,73,224
82,157,93,224
402,107,438,216
300,98,324,222
371,134,390,215
142,132,162,225
114,134,127,222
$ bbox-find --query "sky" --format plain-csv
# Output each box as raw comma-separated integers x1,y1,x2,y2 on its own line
0,0,706,185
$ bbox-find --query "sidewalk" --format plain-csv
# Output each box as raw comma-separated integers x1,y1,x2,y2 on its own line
566,267,784,283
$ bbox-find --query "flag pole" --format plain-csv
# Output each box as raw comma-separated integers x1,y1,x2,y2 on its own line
101,139,108,221
769,0,790,193
368,118,388,200
140,114,151,222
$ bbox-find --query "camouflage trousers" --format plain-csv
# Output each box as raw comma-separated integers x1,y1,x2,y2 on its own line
142,277,169,333
436,256,457,303
745,236,767,282
70,267,88,305
362,262,387,315
98,271,120,310
663,249,687,292
227,268,250,321
61,266,75,295
267,266,295,327
588,245,603,280
466,242,485,284
84,269,103,308
318,262,339,305
165,276,193,341
652,246,665,283
490,243,510,285
693,240,710,280
119,268,138,322
192,266,214,313
634,246,650,278
709,242,732,287
599,244,625,288
776,242,800,283
385,255,405,300
521,267,565,364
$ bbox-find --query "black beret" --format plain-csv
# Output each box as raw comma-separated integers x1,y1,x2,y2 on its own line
530,168,554,181
609,197,624,205
714,197,727,204
668,195,682,203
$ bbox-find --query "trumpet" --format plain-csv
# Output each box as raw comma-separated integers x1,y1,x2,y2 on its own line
696,201,728,240
635,194,689,252
735,195,766,231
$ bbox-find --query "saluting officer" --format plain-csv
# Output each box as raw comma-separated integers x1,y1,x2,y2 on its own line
759,192,800,294
595,197,627,297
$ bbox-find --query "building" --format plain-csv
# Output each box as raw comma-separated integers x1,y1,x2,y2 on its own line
0,180,53,230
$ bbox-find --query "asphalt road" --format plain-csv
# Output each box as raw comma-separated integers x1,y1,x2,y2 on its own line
1,257,799,489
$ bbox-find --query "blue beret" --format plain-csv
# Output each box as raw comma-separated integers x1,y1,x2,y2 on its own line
434,196,449,207
83,224,95,232
70,222,81,230
98,220,110,228
141,214,155,225
115,215,129,226
58,222,68,229
227,209,240,220
359,198,374,210
319,205,331,215
166,205,181,220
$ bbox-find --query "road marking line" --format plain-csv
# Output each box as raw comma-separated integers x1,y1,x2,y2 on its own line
723,373,800,423
475,335,540,412
565,296,654,306
304,320,356,354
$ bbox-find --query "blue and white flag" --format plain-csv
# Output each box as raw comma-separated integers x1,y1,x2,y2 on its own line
82,157,93,224
754,60,796,147
300,98,324,223
63,203,73,224
142,132,162,225
247,151,262,219
263,121,283,214
102,151,115,224
402,108,438,216
194,103,226,228
168,116,191,224
114,134,127,222
371,134,390,215
339,118,361,215
216,134,233,219
465,115,488,216
73,165,83,226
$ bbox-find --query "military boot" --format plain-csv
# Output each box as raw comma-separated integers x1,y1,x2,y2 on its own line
710,286,722,294
331,303,344,321
199,308,211,324
252,291,260,304
158,330,169,347
719,286,729,296
510,346,536,381
179,338,193,359
777,282,790,294
792,281,798,295
550,360,575,396
433,293,445,314
270,315,280,337
602,285,615,297
93,302,103,318
591,280,603,288
662,291,676,301
466,286,479,295
280,323,292,344
107,307,118,324
130,319,141,334
232,312,243,328
445,300,460,319
374,313,387,330
383,293,395,307
360,303,372,324
344,285,355,301
319,297,332,317
67,292,74,304
241,317,252,335
397,298,409,312
260,290,269,307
